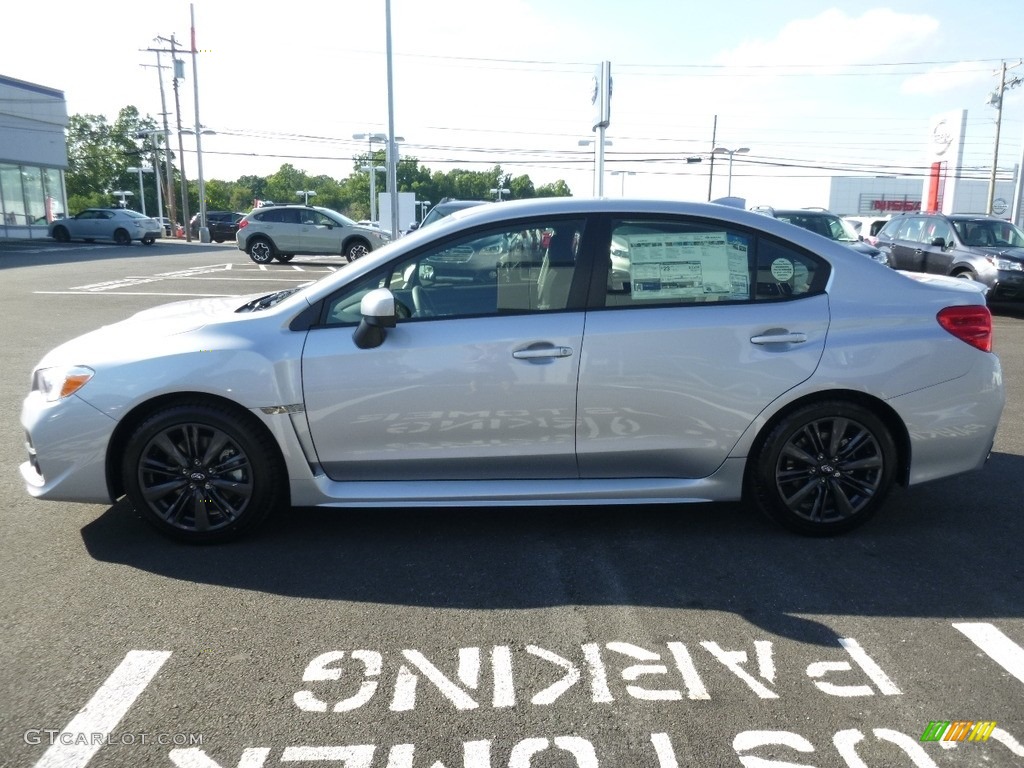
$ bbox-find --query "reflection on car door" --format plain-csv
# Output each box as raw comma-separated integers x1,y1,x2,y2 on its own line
301,217,589,481
576,219,830,479
303,316,584,480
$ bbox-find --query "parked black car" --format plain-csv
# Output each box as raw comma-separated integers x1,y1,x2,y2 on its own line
190,211,245,242
752,207,888,264
875,211,1024,301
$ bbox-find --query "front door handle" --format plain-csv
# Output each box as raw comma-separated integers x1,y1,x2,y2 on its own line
750,332,808,345
513,345,574,359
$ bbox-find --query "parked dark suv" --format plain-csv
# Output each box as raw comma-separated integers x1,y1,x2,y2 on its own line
190,211,245,242
875,212,1024,301
751,207,888,264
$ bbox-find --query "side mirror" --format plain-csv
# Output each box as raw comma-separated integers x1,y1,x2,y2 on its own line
353,288,398,349
407,221,420,232
930,237,947,248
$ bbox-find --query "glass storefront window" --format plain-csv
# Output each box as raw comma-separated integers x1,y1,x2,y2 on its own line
0,163,24,226
42,168,65,222
22,167,45,226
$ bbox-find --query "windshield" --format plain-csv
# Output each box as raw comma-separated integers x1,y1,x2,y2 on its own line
952,219,1024,248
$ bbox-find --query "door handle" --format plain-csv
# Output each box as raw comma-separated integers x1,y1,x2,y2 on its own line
513,346,574,359
750,332,807,345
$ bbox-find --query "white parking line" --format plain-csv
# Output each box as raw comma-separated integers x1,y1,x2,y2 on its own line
35,291,240,297
32,650,171,768
953,622,1024,685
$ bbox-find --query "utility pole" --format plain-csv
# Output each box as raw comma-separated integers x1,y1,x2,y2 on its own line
987,60,1023,215
142,47,177,229
168,35,191,241
707,114,718,201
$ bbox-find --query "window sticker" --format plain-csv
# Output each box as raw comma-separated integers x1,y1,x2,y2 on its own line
770,258,795,282
623,231,748,300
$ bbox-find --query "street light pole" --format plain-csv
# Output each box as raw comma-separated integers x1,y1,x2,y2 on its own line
359,165,386,222
610,170,635,196
126,166,154,215
296,190,317,205
579,139,613,197
712,146,750,197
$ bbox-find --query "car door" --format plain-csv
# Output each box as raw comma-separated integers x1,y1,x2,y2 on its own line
70,210,100,240
301,210,344,254
888,216,927,271
918,218,955,275
575,217,830,479
301,216,588,481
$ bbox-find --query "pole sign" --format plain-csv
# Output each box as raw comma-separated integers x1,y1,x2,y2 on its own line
591,61,612,130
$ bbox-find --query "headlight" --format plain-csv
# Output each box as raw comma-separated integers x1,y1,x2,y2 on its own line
32,365,94,402
992,257,1024,272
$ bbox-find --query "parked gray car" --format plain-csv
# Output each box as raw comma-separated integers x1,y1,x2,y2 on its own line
236,204,390,263
22,198,1003,543
875,212,1024,301
49,208,161,245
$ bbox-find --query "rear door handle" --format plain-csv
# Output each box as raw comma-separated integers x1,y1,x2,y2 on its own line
750,332,807,345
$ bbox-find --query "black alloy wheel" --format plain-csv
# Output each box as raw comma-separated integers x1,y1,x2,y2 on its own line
751,401,896,535
122,404,283,543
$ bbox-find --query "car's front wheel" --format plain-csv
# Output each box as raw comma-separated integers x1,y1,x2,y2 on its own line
113,229,132,245
344,238,371,262
122,403,284,543
142,235,156,245
247,237,276,264
750,401,896,535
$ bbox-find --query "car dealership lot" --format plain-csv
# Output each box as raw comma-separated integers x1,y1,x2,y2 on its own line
2,241,1024,766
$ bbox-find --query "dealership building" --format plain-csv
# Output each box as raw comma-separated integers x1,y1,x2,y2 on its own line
0,74,68,240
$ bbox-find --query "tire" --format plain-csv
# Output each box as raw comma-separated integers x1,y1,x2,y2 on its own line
213,236,224,243
52,226,70,243
121,403,284,543
142,236,155,245
344,238,371,262
113,229,132,246
275,254,295,263
750,401,896,536
247,238,276,264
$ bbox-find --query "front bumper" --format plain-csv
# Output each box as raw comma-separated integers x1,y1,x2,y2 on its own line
20,390,118,504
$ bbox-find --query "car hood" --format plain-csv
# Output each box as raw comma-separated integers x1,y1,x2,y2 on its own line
969,244,1024,261
33,293,270,369
845,240,882,256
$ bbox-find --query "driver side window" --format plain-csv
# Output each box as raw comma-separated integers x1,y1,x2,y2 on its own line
323,218,586,326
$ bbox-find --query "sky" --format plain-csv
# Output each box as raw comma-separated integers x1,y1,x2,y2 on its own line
4,0,1024,209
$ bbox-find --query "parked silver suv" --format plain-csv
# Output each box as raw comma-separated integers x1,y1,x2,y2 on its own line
235,205,390,264
875,212,1024,301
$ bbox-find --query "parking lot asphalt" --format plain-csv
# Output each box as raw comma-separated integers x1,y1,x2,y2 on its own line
2,241,1023,767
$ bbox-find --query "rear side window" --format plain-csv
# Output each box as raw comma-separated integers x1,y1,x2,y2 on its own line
600,219,827,307
256,209,301,224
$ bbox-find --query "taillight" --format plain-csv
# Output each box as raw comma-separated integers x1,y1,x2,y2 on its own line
238,219,249,229
937,305,993,352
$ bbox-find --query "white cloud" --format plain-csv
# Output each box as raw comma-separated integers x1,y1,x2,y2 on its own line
901,61,993,95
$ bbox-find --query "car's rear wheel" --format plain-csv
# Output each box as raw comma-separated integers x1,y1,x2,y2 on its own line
750,401,896,536
122,403,284,543
247,238,276,264
344,239,371,262
213,236,224,243
275,254,294,263
113,229,132,246
52,226,70,243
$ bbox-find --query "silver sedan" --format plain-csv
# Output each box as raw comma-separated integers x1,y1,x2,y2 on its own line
22,198,1004,542
49,208,162,245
